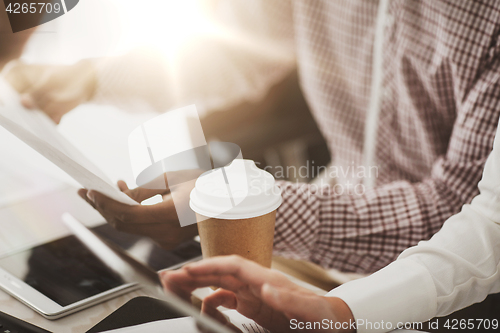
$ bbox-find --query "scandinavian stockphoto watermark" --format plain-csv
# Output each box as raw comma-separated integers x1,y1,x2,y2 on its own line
290,318,500,331
263,160,379,182
290,318,422,331
128,105,379,227
289,318,425,331
257,161,380,197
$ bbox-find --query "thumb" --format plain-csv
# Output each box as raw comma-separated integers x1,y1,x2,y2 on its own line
124,186,167,203
20,93,36,109
202,289,238,313
4,61,36,93
201,289,242,333
117,180,162,203
117,180,129,192
20,65,54,109
86,190,131,213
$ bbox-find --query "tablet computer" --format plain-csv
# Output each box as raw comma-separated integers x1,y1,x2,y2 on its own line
0,186,201,320
0,231,139,319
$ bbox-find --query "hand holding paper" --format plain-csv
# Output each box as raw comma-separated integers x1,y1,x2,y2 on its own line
0,77,137,206
77,179,198,250
5,60,97,124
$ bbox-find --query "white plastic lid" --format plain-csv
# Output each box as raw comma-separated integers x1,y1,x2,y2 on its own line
189,159,282,219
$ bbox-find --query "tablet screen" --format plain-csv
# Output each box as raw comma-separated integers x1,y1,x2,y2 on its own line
0,234,125,306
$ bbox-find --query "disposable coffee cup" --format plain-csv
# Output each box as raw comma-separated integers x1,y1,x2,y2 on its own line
189,159,282,267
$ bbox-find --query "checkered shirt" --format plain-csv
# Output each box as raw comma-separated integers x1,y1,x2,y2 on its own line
96,0,500,273
272,0,500,273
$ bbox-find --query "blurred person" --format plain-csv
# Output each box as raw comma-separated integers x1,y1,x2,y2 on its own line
162,118,500,332
6,0,500,277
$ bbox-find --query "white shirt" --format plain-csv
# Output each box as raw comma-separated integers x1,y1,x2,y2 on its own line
328,118,500,332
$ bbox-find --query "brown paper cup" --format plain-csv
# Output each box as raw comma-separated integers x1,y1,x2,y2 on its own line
196,210,276,268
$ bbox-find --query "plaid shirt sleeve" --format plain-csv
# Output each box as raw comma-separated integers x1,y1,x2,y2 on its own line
274,54,500,274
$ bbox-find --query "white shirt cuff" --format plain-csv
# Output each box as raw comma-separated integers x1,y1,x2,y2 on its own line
326,260,437,333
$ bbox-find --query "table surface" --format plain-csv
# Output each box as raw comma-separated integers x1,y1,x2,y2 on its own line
0,167,331,332
0,104,335,332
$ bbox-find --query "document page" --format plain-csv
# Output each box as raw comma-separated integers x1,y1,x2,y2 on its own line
0,77,137,206
101,313,422,333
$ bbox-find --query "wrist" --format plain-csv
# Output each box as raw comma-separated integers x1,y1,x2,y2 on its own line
325,297,356,333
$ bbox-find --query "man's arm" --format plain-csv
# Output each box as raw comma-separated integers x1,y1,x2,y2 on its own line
273,55,500,274
327,118,500,332
7,0,295,119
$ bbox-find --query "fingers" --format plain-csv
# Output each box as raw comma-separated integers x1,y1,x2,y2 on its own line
78,186,173,222
88,189,170,227
11,61,97,121
161,264,296,333
200,289,244,333
261,284,335,323
184,256,294,290
128,187,168,203
86,190,133,217
34,98,72,123
77,188,96,209
203,289,238,311
77,187,197,248
21,88,66,123
160,269,246,296
117,180,129,192
4,62,44,93
117,179,169,203
20,94,36,109
159,270,193,302
77,189,142,228
199,307,231,333
22,67,56,109
160,256,298,303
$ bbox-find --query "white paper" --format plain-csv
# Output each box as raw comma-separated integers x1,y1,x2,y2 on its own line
101,313,422,333
101,316,200,333
101,309,270,333
98,281,416,333
0,78,137,206
227,310,271,333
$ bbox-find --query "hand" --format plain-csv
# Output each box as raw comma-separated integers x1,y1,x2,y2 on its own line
160,255,356,333
78,178,198,250
4,60,97,123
